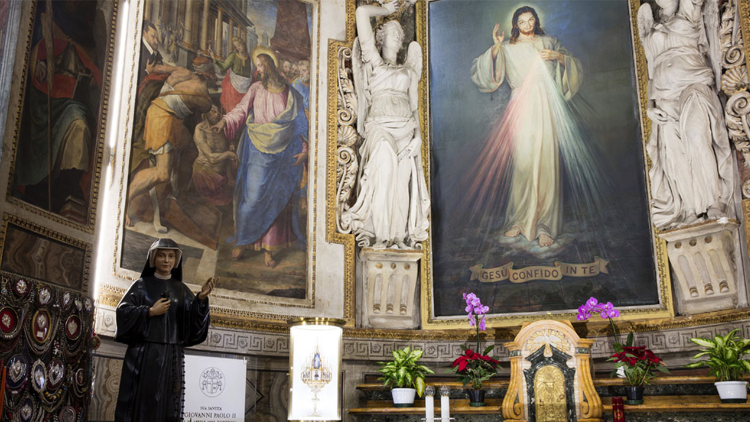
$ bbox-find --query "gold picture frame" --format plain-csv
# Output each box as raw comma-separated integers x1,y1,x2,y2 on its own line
100,0,331,328
4,0,119,234
326,0,675,331
0,213,92,293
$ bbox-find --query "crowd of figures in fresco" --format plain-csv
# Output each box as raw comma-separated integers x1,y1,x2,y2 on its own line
123,0,313,299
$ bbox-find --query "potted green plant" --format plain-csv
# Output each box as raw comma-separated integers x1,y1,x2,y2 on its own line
377,346,434,407
685,329,750,403
608,345,670,404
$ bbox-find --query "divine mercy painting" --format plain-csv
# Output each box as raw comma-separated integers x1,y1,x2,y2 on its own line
429,0,661,318
120,0,315,302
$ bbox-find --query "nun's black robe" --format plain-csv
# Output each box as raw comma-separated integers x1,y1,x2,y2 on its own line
114,264,210,422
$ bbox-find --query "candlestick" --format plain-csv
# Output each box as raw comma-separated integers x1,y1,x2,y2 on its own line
612,396,625,422
425,386,435,422
440,386,450,422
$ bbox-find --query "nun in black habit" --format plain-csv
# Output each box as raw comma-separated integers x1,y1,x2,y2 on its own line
114,238,218,422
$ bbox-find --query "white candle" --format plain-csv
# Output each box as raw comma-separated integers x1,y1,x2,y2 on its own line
425,386,435,422
440,386,450,422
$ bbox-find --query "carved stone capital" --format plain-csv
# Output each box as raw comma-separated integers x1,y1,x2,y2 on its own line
358,248,423,329
659,219,740,314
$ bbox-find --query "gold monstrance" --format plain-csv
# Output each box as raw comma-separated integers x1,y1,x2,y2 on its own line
300,344,333,417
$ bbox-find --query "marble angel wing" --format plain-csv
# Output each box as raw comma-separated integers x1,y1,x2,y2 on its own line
703,0,723,89
405,41,423,83
637,3,654,43
637,3,655,74
352,38,369,137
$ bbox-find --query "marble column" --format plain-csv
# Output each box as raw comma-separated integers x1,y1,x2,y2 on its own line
144,0,152,22
200,0,209,51
183,0,193,47
228,17,234,41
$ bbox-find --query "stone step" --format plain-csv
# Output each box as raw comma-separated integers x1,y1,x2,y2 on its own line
349,395,750,421
350,377,750,421
358,375,743,400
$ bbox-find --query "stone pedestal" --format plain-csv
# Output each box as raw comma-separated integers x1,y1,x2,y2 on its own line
659,219,740,315
358,249,422,329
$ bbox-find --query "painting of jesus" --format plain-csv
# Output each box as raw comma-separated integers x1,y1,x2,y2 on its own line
468,5,606,248
428,0,663,319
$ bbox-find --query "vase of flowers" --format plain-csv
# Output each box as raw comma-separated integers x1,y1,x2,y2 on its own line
577,296,670,402
608,345,670,405
450,293,501,407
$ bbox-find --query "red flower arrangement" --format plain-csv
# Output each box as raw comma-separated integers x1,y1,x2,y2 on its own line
451,346,501,390
608,345,669,386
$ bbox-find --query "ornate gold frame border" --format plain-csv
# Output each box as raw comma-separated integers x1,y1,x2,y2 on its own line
0,213,92,294
418,0,673,329
101,0,324,323
4,0,119,234
324,0,360,327
735,0,750,257
147,305,750,341
323,0,673,330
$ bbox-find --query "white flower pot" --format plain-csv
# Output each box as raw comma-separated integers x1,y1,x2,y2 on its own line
715,381,748,403
392,388,417,408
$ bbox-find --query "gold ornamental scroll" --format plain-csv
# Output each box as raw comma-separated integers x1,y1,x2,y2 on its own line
469,257,610,283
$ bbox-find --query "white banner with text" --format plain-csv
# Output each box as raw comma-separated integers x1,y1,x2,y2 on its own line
183,354,246,422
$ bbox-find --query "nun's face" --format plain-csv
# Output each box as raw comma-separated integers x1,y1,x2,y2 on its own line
154,249,176,276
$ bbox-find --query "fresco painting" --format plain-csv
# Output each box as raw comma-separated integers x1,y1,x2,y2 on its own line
10,0,117,227
121,0,314,301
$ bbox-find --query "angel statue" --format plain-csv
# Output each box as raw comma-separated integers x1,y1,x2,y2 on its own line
340,0,430,249
639,0,736,230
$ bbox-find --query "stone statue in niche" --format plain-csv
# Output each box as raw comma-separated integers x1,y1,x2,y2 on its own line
340,0,430,249
638,0,736,230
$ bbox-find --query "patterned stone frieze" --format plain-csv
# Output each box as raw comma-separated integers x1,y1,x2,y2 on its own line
95,307,750,362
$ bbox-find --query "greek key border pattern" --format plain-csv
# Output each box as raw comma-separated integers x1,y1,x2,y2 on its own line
94,307,750,361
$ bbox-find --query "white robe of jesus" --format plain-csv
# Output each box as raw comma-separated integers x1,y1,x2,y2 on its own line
471,35,583,241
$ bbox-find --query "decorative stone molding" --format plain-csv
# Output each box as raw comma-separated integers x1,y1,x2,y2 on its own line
334,46,360,233
358,249,422,329
721,0,750,196
719,0,745,91
94,306,750,363
659,219,740,315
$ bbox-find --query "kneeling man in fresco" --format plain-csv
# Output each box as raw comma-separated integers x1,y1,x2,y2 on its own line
126,58,215,230
192,105,238,206
212,51,308,268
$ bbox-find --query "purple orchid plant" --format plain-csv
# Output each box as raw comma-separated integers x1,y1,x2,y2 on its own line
450,293,501,390
464,292,490,352
576,297,632,352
